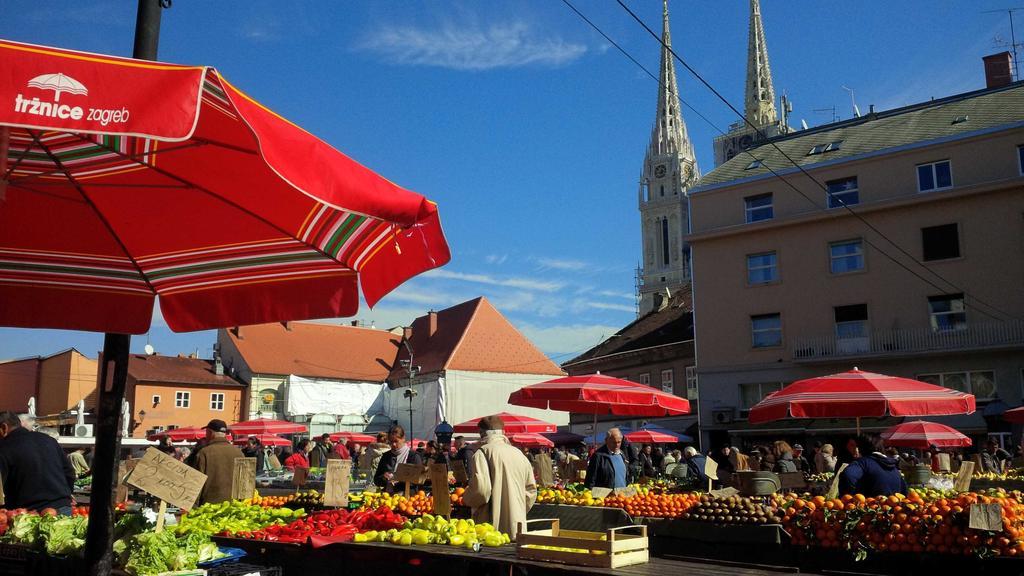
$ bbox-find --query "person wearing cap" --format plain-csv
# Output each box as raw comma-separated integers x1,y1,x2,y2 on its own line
463,415,537,541
792,444,810,473
192,419,245,506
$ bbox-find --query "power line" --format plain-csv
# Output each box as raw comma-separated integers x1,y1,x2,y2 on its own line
605,0,1020,324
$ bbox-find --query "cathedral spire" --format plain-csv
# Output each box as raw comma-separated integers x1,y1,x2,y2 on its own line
647,0,697,172
745,0,778,127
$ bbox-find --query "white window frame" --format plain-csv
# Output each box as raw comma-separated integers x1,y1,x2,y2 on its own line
175,391,190,408
210,392,225,411
744,193,774,223
928,293,966,332
826,176,859,208
751,313,783,348
916,160,953,193
685,366,698,399
834,304,868,340
638,373,651,387
917,370,995,400
746,251,778,285
151,394,161,405
258,388,277,413
661,369,674,393
739,382,784,411
829,238,864,274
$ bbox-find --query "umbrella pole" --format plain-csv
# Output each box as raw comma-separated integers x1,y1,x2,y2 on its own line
592,412,597,447
856,417,861,436
83,333,131,576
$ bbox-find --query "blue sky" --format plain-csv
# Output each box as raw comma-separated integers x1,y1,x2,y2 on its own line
0,1,1014,362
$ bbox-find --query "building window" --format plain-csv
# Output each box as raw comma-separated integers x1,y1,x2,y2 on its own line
1018,145,1024,174
745,159,763,170
175,391,190,408
739,382,783,410
746,251,778,284
829,239,864,274
928,293,966,332
638,373,650,386
921,223,960,261
808,141,843,156
210,393,225,411
151,395,161,406
751,313,782,348
834,304,868,339
917,160,952,192
685,366,698,400
258,388,278,412
918,370,995,400
661,369,674,393
826,176,859,208
661,218,670,266
745,193,773,223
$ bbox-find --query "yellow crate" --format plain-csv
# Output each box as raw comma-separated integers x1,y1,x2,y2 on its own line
516,518,649,569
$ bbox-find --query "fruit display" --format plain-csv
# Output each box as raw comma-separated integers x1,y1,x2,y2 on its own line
358,490,435,516
355,515,510,548
449,487,466,507
227,506,407,544
781,489,1024,558
176,500,305,536
71,506,90,517
679,495,782,525
804,472,834,483
288,490,325,509
603,491,701,518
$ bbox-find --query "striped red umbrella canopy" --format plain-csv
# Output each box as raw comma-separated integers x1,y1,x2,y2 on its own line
452,412,557,434
508,374,691,417
748,369,976,430
230,418,307,436
146,426,206,442
508,433,554,448
1004,406,1024,424
329,431,375,443
881,421,972,450
624,429,682,444
231,433,292,447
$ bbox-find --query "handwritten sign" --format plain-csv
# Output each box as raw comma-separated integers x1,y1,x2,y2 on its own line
126,448,207,510
704,457,718,481
430,463,451,516
710,487,740,499
935,453,951,473
613,485,638,498
450,460,469,484
590,487,612,499
231,457,257,501
324,460,351,507
292,466,308,488
954,461,975,492
394,463,427,485
826,464,849,500
969,502,1003,531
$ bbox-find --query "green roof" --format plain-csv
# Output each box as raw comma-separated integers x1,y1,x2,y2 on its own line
695,82,1024,190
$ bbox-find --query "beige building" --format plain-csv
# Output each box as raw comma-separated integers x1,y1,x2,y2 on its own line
688,66,1024,449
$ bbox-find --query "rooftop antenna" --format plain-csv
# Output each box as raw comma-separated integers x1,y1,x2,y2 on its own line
813,105,839,124
780,91,794,131
800,119,809,130
841,85,861,118
984,7,1024,80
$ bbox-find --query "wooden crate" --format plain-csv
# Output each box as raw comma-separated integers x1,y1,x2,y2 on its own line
516,518,649,569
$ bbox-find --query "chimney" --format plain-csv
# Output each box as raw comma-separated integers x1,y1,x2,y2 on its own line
214,355,224,376
983,52,1013,89
403,326,413,341
427,310,438,338
281,321,292,331
232,326,244,339
350,320,361,327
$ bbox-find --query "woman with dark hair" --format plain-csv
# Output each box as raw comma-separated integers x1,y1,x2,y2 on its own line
373,424,423,493
284,439,311,469
838,434,907,496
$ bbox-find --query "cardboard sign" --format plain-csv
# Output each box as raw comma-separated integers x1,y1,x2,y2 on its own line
969,503,1003,531
779,471,807,490
826,464,849,500
126,448,207,510
231,457,257,501
291,466,308,488
613,485,638,498
953,461,974,492
710,487,740,499
324,460,352,508
394,463,427,485
590,487,612,499
450,460,469,484
704,457,718,481
430,463,451,516
935,453,951,473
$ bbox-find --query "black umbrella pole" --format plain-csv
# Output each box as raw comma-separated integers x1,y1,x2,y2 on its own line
132,0,164,61
84,333,131,575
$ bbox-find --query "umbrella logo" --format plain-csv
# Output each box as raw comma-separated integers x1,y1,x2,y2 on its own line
27,73,88,102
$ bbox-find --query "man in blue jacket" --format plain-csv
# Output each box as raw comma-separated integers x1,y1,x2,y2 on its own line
839,434,907,497
584,428,627,489
0,411,75,514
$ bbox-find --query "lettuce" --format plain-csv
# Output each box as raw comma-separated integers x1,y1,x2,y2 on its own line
121,529,223,575
43,517,88,555
9,514,41,545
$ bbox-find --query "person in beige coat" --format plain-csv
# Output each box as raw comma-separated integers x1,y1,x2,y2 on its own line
463,415,537,541
193,419,245,506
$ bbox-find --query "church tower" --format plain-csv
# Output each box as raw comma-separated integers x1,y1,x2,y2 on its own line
637,0,699,316
712,0,791,167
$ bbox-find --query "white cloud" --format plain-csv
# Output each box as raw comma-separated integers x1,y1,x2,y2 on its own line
424,269,564,292
484,254,508,265
359,21,587,71
532,257,588,272
597,290,635,301
586,302,635,313
515,322,619,357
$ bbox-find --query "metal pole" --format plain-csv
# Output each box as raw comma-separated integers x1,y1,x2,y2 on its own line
1011,10,1021,81
84,2,165,574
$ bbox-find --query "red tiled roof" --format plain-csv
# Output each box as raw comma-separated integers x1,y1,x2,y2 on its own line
226,322,400,381
389,297,563,383
128,354,244,387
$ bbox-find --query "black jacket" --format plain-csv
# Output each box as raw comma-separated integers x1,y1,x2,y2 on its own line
839,453,908,497
584,445,626,489
241,446,266,474
373,449,424,492
0,427,75,511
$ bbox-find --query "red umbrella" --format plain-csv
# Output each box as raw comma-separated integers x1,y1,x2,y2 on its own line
1004,406,1024,424
329,431,375,443
0,38,451,334
881,421,972,450
624,429,681,444
452,412,557,434
748,368,975,433
232,433,292,447
230,418,307,436
146,426,206,442
507,433,554,448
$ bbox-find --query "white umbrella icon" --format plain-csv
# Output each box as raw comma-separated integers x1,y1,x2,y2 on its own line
27,73,88,102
